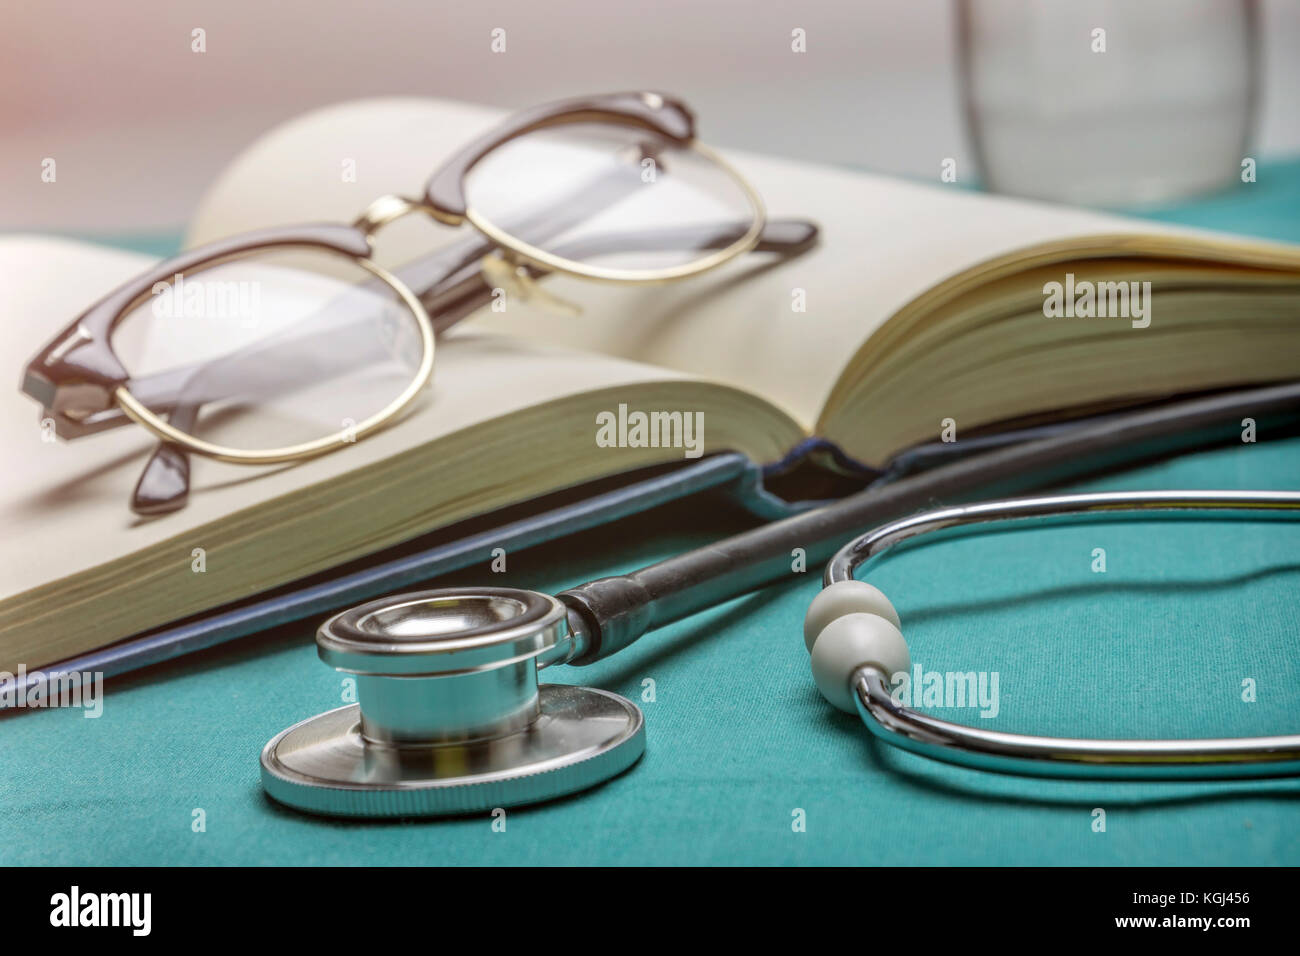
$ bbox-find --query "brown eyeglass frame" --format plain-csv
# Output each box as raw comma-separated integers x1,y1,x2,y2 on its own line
21,91,818,512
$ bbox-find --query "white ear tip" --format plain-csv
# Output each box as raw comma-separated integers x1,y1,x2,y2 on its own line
809,613,911,713
803,580,901,652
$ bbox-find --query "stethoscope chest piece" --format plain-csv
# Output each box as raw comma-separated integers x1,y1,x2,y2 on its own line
260,587,645,817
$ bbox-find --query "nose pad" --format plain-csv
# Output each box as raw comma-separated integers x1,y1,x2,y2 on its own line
480,252,583,318
130,441,191,515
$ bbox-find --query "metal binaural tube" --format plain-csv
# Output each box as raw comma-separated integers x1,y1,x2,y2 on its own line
826,488,1300,584
853,667,1300,779
814,491,1300,779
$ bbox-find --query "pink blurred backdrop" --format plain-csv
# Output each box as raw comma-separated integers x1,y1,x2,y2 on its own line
4,0,1299,232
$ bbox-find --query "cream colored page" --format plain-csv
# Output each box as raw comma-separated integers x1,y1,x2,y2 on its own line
186,96,1210,425
0,235,697,603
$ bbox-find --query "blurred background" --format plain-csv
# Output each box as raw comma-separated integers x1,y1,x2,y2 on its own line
3,0,1298,234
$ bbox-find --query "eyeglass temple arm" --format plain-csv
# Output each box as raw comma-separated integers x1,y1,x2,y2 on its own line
128,215,819,514
423,217,819,334
487,218,819,278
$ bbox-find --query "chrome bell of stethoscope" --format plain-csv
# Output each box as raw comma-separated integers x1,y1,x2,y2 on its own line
260,587,644,817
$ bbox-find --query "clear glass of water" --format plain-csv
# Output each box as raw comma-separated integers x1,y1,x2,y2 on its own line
958,0,1259,207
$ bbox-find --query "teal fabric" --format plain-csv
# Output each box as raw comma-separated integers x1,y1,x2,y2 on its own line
1132,156,1300,243
4,438,1298,865
51,230,187,259
4,162,1298,866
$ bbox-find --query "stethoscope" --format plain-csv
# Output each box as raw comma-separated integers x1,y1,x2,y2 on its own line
260,384,1300,817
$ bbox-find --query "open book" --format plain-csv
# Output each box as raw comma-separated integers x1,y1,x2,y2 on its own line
4,95,1299,673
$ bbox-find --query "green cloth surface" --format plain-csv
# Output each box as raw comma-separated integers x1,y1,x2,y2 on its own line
4,161,1299,866
3,438,1298,865
1132,157,1300,243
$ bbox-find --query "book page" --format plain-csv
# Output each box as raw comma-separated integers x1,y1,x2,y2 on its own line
186,96,1228,427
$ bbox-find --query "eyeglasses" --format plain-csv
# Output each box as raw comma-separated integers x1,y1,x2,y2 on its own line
22,91,819,515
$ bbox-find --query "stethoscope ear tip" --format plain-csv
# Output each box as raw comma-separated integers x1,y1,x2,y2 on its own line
808,612,910,713
803,580,901,653
803,579,909,713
